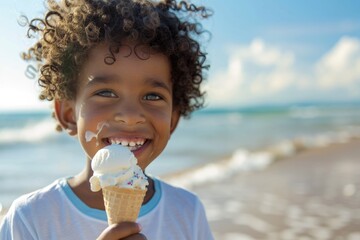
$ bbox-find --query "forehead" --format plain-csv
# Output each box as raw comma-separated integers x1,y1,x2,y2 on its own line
79,42,171,83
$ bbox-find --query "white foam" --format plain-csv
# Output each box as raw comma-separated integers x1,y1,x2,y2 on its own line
229,150,274,172
0,119,56,144
166,149,275,188
166,128,360,189
298,129,359,149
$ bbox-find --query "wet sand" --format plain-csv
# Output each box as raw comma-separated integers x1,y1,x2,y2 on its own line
192,139,360,239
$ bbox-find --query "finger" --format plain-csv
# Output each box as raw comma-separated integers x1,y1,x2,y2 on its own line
97,222,141,240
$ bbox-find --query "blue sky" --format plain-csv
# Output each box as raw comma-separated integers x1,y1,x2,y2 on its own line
0,0,360,111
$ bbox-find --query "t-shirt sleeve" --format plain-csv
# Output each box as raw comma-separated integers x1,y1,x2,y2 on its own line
194,200,214,240
0,203,37,240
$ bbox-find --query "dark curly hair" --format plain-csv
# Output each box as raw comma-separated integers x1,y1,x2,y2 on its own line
22,0,212,130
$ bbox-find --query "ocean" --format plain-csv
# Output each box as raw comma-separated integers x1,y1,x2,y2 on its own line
1,102,360,211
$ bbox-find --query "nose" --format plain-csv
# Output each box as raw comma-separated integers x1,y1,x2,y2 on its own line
113,101,146,125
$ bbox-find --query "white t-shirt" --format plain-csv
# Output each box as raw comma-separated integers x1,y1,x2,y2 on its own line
0,178,213,240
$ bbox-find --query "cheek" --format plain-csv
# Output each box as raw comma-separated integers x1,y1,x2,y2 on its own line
77,101,99,119
77,101,112,125
152,108,173,128
157,115,173,143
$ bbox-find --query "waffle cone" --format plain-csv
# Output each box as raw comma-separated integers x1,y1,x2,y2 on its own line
102,186,146,225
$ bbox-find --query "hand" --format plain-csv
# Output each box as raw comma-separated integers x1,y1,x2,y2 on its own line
97,222,147,240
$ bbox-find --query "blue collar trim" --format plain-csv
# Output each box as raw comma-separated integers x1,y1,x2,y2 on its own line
60,177,161,221
139,177,161,217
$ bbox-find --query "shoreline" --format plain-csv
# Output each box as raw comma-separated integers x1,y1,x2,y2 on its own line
162,134,360,189
192,139,360,239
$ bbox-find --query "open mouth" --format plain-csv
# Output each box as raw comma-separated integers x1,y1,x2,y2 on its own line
105,137,148,151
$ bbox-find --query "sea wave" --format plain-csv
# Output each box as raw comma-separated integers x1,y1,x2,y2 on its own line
0,119,56,145
165,127,360,189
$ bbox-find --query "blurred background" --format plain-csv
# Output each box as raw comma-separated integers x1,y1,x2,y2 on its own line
1,0,360,239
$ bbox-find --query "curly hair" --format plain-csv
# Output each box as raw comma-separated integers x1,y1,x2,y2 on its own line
22,0,212,128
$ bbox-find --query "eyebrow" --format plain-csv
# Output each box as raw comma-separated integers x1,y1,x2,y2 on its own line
145,78,172,93
85,74,171,93
86,74,117,87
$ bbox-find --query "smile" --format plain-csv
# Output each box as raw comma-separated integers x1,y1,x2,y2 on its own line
106,137,147,151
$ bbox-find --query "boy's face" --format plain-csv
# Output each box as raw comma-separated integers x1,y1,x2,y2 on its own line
56,43,179,170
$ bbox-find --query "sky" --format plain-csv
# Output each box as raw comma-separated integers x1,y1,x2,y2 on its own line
0,0,360,112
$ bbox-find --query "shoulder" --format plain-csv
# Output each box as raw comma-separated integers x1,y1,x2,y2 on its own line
11,179,64,211
4,179,65,222
0,179,66,239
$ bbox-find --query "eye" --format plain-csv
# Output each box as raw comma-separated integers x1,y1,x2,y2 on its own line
95,90,117,98
143,93,162,101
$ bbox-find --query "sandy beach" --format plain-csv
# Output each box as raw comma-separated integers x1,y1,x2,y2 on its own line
192,139,360,240
1,139,360,239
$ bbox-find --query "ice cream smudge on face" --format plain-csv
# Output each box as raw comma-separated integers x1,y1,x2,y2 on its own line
85,121,109,146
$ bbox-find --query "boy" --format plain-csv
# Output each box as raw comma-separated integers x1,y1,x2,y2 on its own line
0,0,213,239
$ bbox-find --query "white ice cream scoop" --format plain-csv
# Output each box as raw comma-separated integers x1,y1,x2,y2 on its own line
89,144,148,192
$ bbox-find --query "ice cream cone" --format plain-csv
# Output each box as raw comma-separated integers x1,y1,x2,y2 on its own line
102,186,146,225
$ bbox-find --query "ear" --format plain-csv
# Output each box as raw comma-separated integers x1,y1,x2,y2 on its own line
54,99,78,136
170,109,180,134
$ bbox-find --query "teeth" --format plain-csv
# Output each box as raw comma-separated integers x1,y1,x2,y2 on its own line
121,140,129,146
108,138,146,147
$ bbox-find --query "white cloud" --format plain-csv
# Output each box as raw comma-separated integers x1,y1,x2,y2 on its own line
206,38,296,107
206,37,360,108
316,36,360,89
